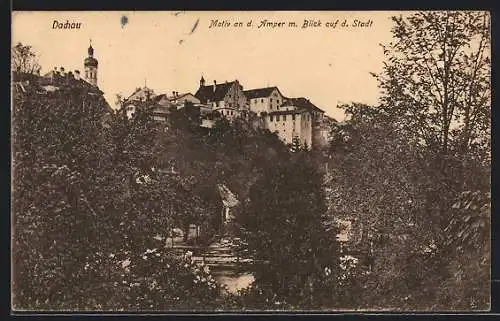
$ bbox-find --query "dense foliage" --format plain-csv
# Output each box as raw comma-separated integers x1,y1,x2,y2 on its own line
11,74,290,310
12,10,490,311
237,153,342,309
325,11,490,310
12,42,41,74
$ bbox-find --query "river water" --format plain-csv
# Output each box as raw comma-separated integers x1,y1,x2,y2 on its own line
212,270,255,294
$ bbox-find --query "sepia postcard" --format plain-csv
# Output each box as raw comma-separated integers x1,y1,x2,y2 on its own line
11,11,491,312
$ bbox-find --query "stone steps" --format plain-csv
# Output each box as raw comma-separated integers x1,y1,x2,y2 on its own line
168,236,255,270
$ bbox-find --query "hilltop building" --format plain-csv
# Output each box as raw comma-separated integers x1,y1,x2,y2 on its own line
122,86,202,122
277,97,323,149
122,86,157,119
191,77,334,150
126,86,156,102
194,77,247,121
119,73,335,150
244,86,285,114
242,88,319,149
265,108,313,148
122,86,174,122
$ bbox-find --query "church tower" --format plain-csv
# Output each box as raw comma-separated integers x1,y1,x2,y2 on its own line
84,40,98,87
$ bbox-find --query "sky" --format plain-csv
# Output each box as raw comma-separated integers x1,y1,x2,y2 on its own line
12,11,400,121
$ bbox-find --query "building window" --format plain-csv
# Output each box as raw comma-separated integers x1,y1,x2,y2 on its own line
261,99,264,103
283,115,286,121
277,115,280,121
270,115,273,121
270,98,273,103
231,111,233,115
292,114,296,120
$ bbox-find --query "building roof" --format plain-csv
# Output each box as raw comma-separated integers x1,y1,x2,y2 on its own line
323,115,338,124
37,70,103,92
84,56,98,67
84,45,98,67
153,93,166,100
195,81,238,104
167,92,195,101
126,86,156,102
281,97,324,113
243,86,282,99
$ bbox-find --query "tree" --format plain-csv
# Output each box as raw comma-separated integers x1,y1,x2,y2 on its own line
351,13,492,309
325,99,490,310
11,75,114,309
12,42,41,74
326,109,433,308
12,78,234,310
375,11,490,159
239,155,341,308
434,190,490,310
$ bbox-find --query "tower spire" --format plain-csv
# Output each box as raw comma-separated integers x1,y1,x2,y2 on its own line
84,39,98,87
87,39,94,57
200,73,205,87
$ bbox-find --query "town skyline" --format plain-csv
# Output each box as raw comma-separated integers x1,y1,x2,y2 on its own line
12,11,399,121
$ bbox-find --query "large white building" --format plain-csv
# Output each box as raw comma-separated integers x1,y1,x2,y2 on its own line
264,108,313,148
122,86,177,122
244,86,285,114
243,86,321,149
122,86,156,119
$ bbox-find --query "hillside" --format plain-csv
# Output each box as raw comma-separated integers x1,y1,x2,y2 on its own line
11,78,295,309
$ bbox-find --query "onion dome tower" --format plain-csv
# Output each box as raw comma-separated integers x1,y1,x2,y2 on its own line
84,40,98,87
